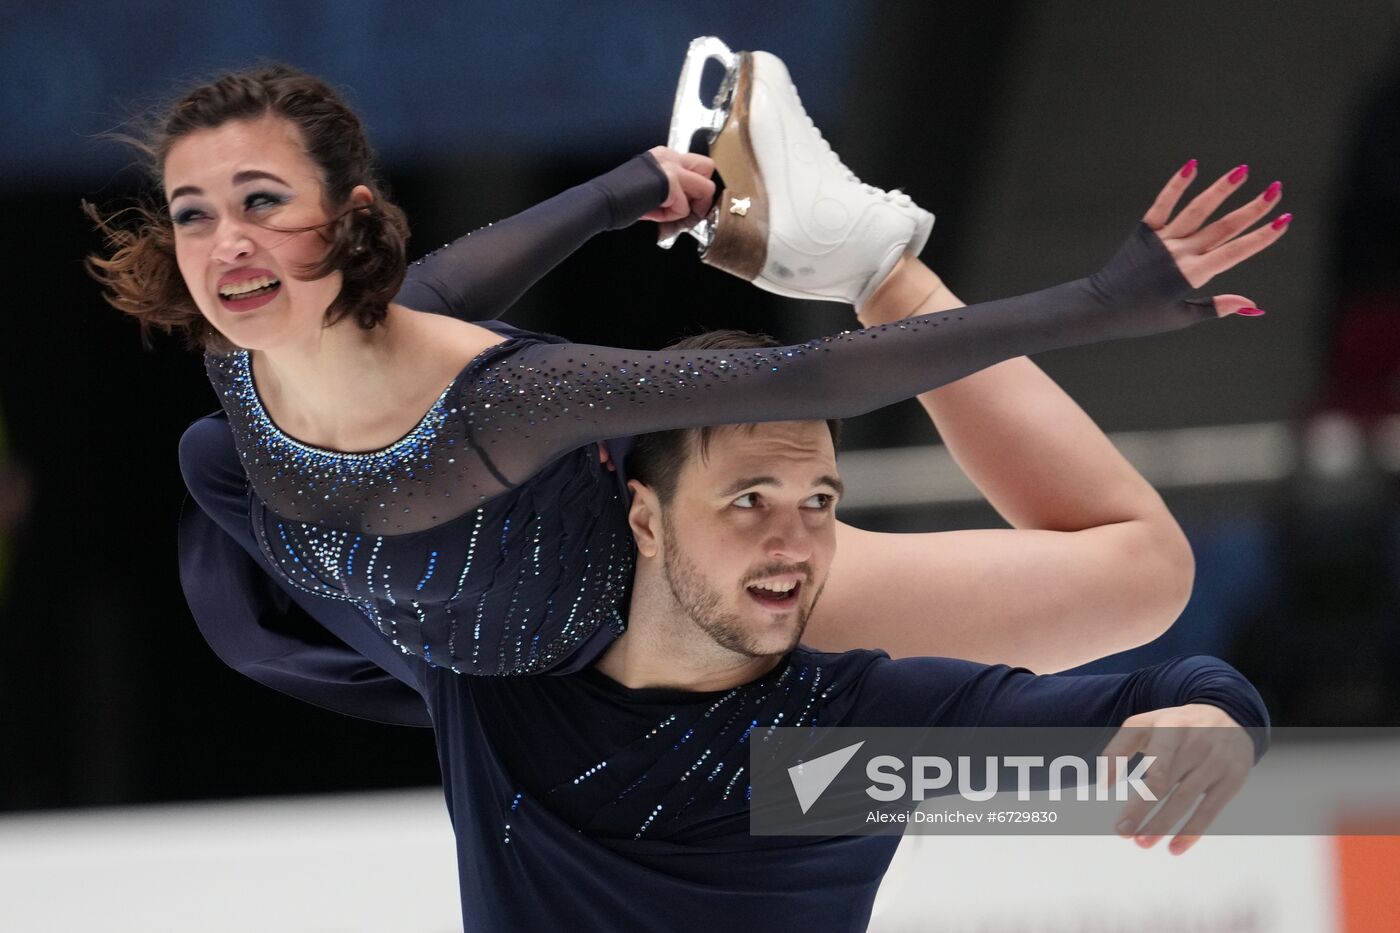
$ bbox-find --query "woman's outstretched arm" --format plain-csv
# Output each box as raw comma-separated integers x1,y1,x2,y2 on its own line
805,164,1285,671
469,163,1286,492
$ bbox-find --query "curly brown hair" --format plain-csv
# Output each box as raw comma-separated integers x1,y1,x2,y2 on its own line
84,64,410,351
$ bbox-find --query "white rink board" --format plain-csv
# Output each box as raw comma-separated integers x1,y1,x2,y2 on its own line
0,787,1355,932
0,790,462,933
871,834,1336,933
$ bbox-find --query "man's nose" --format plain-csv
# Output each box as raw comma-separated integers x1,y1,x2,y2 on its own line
763,510,814,562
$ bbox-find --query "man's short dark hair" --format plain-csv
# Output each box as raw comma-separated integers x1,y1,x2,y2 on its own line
624,330,842,502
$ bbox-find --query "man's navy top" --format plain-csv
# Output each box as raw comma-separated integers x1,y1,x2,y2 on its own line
179,411,1268,931
179,409,1268,932
431,645,1265,932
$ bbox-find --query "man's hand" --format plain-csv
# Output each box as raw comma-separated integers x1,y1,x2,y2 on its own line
641,146,716,226
1104,703,1255,855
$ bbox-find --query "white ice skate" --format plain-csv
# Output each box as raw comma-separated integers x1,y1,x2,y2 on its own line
660,36,934,307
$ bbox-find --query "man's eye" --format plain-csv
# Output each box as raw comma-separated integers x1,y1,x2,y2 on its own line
732,493,759,509
804,494,835,510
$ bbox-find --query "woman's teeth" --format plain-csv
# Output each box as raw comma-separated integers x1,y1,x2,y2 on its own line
219,275,281,298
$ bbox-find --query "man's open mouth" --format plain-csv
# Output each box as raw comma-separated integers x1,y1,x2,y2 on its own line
746,579,802,609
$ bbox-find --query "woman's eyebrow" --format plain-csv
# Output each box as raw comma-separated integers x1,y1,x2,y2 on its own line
232,169,290,187
168,170,291,202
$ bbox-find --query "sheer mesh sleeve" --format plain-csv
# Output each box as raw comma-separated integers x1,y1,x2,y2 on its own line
465,223,1213,486
215,223,1215,535
394,154,669,320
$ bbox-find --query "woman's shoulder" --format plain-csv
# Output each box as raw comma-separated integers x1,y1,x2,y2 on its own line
394,304,564,348
399,306,564,365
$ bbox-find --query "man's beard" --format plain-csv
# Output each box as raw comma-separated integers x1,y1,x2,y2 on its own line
660,515,823,658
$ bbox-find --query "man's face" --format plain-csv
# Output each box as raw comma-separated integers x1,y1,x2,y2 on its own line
658,421,843,658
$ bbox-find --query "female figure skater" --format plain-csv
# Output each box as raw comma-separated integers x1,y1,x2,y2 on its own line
88,64,1287,688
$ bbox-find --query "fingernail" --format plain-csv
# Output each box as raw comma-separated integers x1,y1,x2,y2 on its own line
1263,181,1282,202
1169,839,1188,855
1271,212,1293,230
1179,158,1198,179
1136,834,1159,848
1228,164,1249,184
1236,307,1267,316
1116,820,1133,837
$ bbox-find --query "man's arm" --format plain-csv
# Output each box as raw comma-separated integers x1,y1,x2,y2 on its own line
812,261,1192,669
806,263,1193,672
854,652,1268,853
807,166,1280,672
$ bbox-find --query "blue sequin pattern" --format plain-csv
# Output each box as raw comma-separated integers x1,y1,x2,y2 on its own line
466,654,843,843
205,343,633,675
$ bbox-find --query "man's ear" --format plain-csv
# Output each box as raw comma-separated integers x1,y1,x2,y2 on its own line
627,479,663,559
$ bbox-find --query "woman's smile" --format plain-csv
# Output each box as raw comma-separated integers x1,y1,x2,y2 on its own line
216,266,283,312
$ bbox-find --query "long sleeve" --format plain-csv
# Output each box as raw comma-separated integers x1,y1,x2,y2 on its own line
212,222,1220,537
177,414,433,727
464,223,1215,489
851,653,1270,760
394,153,669,320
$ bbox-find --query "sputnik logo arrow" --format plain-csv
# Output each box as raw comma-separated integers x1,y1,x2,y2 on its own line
788,741,865,814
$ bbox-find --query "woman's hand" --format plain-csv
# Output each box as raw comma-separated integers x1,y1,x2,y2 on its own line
1145,161,1292,315
641,146,716,225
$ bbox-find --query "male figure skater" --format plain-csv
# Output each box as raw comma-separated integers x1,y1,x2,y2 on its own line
416,330,1265,932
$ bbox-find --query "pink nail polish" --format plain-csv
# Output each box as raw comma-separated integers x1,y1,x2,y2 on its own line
1271,212,1293,230
1228,164,1249,184
1263,181,1282,202
1179,159,1198,179
1236,307,1267,316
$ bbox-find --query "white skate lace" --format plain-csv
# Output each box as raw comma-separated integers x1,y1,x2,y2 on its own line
785,79,914,208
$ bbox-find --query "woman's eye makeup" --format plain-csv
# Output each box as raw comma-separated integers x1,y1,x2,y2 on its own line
169,190,286,226
170,205,206,226
244,190,286,210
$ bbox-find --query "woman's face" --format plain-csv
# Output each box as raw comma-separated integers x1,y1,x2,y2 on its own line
163,115,348,352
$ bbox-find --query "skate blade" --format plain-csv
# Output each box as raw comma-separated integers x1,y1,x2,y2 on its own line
658,36,739,251
699,52,768,283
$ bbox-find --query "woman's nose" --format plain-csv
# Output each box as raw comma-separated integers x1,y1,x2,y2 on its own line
211,221,255,265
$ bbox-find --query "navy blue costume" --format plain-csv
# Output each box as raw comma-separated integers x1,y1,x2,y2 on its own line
432,649,1265,932
174,153,1270,930
187,153,1218,683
